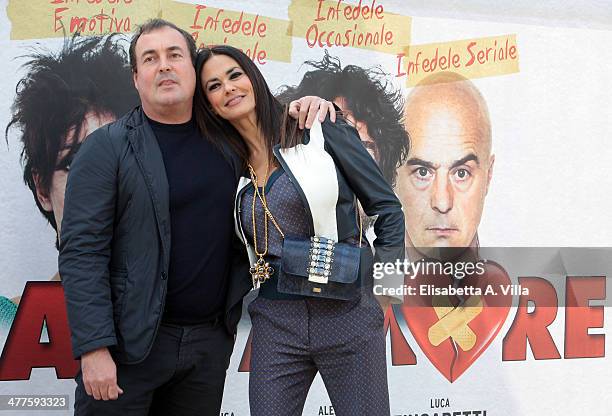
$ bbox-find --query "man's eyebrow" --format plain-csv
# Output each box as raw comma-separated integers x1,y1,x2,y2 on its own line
140,49,157,58
450,153,479,169
140,45,184,58
405,158,436,169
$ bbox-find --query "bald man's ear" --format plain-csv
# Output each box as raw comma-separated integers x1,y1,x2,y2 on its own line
485,154,495,195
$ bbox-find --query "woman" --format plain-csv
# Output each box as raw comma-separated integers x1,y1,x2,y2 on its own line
195,45,404,416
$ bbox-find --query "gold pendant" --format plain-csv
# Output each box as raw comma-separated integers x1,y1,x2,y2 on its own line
250,257,274,287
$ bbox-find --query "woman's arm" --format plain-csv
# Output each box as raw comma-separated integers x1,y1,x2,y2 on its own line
322,116,406,304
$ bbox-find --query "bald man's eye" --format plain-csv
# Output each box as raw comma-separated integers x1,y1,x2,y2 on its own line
411,167,433,182
452,168,472,182
408,166,434,189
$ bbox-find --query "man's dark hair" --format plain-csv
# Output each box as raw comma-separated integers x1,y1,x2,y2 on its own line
6,35,139,236
129,18,197,72
276,51,409,186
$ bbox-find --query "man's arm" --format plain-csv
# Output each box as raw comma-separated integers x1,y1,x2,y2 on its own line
59,126,122,400
59,127,117,357
288,96,337,129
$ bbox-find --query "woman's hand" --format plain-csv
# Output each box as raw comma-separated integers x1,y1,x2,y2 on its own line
288,96,337,129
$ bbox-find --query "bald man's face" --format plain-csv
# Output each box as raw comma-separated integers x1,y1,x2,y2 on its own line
396,87,494,251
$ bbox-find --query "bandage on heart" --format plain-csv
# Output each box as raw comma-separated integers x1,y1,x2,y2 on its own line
428,295,483,351
400,260,512,382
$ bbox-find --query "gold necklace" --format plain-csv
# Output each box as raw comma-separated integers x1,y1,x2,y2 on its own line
247,162,284,287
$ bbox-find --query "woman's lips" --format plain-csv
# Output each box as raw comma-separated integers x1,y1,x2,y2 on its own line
225,95,244,107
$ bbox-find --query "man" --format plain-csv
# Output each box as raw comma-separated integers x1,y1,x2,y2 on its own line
59,18,333,415
1,35,139,329
395,71,494,258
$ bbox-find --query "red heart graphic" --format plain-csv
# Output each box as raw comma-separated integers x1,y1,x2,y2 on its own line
400,259,511,382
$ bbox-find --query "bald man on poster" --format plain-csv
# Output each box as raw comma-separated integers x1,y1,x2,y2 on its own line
395,72,494,257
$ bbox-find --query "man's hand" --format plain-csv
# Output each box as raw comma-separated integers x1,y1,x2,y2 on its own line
288,96,337,129
81,347,123,401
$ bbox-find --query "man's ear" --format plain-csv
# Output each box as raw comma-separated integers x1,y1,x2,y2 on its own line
132,70,139,92
485,154,495,195
33,172,52,212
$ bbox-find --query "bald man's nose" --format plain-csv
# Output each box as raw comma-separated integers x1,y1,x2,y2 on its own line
431,174,453,214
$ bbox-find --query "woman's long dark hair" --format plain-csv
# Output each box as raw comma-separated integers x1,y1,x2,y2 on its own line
194,45,301,166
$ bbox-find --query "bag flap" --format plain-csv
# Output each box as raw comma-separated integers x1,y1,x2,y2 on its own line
281,236,361,284
281,237,311,277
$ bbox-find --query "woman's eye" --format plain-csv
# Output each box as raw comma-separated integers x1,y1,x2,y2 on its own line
230,71,242,79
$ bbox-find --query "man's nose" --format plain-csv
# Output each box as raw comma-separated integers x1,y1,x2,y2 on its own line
158,56,171,72
431,174,453,214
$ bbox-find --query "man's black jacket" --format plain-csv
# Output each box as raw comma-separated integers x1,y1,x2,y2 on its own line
59,107,251,364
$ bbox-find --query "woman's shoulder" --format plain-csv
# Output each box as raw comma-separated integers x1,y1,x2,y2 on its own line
320,114,359,147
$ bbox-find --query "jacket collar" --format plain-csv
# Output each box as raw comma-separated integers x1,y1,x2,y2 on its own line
125,107,171,270
125,106,147,129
